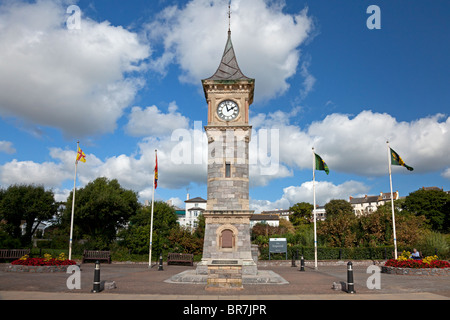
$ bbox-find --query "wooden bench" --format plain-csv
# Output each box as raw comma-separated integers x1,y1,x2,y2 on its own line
0,249,30,261
167,253,194,266
82,250,111,264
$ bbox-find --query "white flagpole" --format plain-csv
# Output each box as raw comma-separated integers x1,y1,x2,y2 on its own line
68,141,79,261
148,149,157,267
387,141,398,259
312,147,318,269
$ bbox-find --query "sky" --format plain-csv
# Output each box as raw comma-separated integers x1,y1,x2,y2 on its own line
0,0,449,213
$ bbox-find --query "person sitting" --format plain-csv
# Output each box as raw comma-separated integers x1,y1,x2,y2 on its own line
410,248,422,260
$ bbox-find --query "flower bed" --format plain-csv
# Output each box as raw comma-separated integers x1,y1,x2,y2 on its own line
384,259,450,269
381,251,450,275
10,253,76,267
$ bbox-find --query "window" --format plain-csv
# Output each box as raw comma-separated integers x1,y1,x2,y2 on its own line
225,163,231,178
221,229,233,248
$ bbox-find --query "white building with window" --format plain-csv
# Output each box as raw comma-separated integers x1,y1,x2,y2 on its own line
249,214,280,228
177,196,207,230
349,191,399,216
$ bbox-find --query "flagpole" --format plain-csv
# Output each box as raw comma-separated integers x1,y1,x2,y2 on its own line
387,141,398,259
148,149,157,267
68,141,79,261
312,147,318,269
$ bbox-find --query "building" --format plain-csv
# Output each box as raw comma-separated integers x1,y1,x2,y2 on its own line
261,206,326,222
171,196,207,230
314,206,327,221
349,191,399,216
261,209,291,222
249,214,280,228
182,196,206,230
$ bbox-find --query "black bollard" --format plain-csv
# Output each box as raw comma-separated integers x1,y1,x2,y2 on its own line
346,261,355,294
299,255,305,272
158,254,164,271
291,251,296,267
91,260,102,293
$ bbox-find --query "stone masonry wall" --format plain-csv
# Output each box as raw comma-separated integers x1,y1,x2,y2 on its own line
206,127,250,211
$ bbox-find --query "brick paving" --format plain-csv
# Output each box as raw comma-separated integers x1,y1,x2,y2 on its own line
0,262,449,300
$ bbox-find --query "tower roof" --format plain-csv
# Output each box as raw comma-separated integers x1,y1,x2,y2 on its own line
204,31,253,82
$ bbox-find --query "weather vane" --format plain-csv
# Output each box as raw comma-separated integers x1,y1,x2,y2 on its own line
228,0,231,33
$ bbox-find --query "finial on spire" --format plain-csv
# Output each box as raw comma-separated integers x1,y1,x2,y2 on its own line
228,0,231,34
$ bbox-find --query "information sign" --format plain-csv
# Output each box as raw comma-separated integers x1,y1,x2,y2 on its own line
269,238,287,260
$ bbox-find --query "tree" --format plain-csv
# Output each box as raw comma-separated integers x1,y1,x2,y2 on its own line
324,199,353,218
317,199,358,247
402,189,449,232
0,185,57,246
63,177,139,248
317,213,358,247
119,201,178,256
374,203,428,247
289,202,313,227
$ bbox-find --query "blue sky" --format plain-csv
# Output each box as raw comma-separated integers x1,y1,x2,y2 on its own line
0,0,449,212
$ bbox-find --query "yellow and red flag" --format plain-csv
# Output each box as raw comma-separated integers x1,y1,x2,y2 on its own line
76,146,86,163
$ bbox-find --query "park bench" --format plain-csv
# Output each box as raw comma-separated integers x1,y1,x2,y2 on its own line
82,250,111,264
167,253,194,266
0,249,30,261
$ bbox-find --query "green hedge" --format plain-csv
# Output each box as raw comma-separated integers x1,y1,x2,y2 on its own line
259,246,406,260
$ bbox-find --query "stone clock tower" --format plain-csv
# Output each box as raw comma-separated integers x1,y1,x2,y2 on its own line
196,28,257,276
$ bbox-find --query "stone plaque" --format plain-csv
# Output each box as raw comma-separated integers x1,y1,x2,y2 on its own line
211,260,238,265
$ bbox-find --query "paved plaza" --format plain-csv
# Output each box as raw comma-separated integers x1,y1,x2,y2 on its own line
0,261,449,300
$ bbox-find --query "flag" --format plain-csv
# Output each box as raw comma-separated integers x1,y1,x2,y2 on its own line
154,152,158,189
315,153,329,175
390,148,413,171
76,146,86,163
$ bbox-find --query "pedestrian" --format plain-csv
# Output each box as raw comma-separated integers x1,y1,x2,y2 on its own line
409,248,421,260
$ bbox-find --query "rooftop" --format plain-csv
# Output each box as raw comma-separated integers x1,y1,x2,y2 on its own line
185,197,207,203
203,31,254,82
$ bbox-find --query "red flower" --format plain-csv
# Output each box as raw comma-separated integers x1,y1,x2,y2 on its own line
385,258,450,269
11,257,76,266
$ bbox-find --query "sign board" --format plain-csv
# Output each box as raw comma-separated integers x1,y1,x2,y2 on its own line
269,238,287,260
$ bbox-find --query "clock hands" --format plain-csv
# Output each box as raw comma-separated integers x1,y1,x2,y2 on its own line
226,102,236,113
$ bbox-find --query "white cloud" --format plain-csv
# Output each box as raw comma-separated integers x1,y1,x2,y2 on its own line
442,168,450,180
1,107,448,204
308,112,450,175
146,0,313,102
299,57,316,100
125,102,189,137
0,141,16,154
0,159,71,187
250,180,370,212
252,109,450,176
0,0,150,137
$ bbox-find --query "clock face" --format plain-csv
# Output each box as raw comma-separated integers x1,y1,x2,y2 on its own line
217,100,239,121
